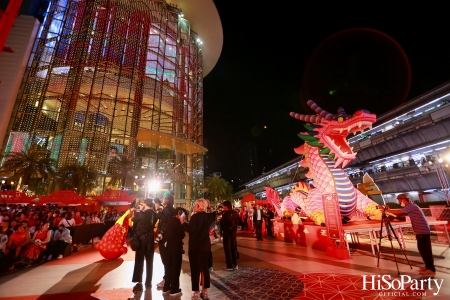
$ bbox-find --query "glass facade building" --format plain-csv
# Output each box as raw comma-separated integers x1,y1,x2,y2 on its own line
1,0,220,203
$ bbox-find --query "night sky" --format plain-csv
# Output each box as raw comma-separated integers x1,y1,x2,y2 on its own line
203,2,450,189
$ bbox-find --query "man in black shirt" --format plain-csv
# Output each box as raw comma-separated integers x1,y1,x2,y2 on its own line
220,200,239,270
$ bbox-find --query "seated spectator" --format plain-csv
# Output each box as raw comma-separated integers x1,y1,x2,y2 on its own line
1,220,13,237
21,220,32,235
81,211,89,224
6,224,30,260
59,212,75,229
85,213,93,224
51,212,61,231
90,212,101,224
98,213,105,222
10,220,19,230
42,211,54,225
104,213,112,222
0,227,8,256
44,224,71,260
74,212,84,225
110,210,120,221
19,213,28,222
28,212,40,228
17,222,51,266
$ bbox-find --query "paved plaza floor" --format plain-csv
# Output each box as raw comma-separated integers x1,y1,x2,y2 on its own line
0,229,449,300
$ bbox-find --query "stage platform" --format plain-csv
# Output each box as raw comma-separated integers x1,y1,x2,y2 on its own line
272,219,450,257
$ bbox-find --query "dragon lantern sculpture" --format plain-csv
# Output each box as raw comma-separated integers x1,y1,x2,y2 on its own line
267,100,382,226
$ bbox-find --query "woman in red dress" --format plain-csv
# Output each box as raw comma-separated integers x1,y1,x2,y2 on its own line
19,222,52,266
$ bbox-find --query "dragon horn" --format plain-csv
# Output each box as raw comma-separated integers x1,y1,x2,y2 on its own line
290,112,323,123
307,100,334,120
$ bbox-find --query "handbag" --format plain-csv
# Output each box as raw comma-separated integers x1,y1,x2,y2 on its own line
130,235,141,251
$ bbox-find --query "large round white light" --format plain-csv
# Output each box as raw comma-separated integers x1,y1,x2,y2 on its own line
149,180,160,191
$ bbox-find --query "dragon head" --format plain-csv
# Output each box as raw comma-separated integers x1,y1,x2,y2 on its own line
290,100,376,168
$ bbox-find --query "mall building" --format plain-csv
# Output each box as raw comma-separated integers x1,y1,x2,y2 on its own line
0,0,222,205
235,80,450,205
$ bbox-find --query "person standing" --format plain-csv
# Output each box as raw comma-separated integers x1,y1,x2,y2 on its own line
186,199,216,300
161,207,188,297
265,206,275,238
387,194,436,275
247,206,254,232
155,195,176,290
253,204,264,241
130,198,157,292
220,200,239,270
242,207,248,230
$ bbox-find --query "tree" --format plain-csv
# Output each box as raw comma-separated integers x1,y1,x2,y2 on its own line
56,164,97,195
107,155,136,189
204,174,233,206
0,150,56,190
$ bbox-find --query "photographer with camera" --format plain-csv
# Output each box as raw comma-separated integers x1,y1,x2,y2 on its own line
155,195,176,290
161,207,188,296
130,198,158,292
383,194,436,276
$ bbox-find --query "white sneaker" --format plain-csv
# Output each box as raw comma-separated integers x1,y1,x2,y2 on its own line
57,254,63,259
47,255,52,261
156,279,165,290
233,265,239,270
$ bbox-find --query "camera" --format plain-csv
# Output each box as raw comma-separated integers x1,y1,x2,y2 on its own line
154,232,163,243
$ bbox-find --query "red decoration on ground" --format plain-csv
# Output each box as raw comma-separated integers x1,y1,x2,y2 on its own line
95,211,131,260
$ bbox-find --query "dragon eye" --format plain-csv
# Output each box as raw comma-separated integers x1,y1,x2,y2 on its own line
337,116,344,122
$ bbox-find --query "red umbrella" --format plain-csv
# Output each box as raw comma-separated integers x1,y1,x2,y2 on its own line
0,191,31,205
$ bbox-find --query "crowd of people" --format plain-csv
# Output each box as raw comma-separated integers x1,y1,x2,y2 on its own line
128,196,277,300
129,196,220,299
236,204,276,240
0,197,277,299
0,203,123,273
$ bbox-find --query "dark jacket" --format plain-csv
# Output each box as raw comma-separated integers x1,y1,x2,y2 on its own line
132,209,156,239
187,211,216,253
157,206,176,237
253,209,264,223
165,216,187,253
220,209,238,236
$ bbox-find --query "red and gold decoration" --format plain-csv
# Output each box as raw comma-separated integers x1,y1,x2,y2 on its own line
95,210,132,260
